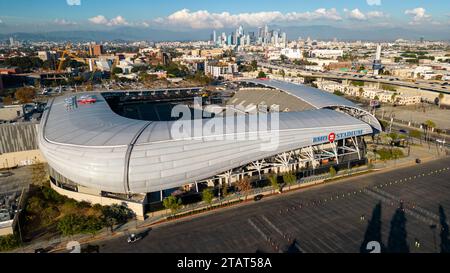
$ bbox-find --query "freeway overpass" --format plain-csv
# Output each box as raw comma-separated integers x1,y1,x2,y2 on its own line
257,62,450,96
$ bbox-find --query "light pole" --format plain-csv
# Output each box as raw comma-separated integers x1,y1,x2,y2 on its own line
15,209,25,252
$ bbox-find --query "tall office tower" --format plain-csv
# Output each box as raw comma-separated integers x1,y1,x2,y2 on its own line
212,30,217,43
238,25,244,36
375,45,382,61
9,37,14,47
281,32,287,45
258,27,263,40
264,25,269,44
273,31,279,45
372,44,383,75
227,34,232,46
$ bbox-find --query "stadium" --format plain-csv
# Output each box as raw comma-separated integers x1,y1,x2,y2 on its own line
38,79,382,218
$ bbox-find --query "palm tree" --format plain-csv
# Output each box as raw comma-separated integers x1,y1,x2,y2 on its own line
438,93,444,108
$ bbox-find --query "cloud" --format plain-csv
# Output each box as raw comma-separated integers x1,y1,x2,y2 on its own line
405,7,431,24
66,0,81,6
89,15,130,26
54,18,77,25
343,9,387,21
344,8,366,20
154,8,342,29
89,15,108,25
367,11,386,19
366,0,381,6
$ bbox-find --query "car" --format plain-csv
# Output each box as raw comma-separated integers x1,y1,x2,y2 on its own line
127,233,142,244
0,172,13,178
416,158,422,164
254,194,264,202
399,129,408,134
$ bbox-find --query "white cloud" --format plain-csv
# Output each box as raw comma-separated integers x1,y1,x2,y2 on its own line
405,7,431,24
108,16,129,26
366,0,381,6
344,8,367,20
367,11,386,19
89,15,130,26
66,0,81,6
154,8,342,29
54,18,77,25
89,15,108,25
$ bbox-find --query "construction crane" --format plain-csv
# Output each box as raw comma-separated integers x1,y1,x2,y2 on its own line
57,43,92,72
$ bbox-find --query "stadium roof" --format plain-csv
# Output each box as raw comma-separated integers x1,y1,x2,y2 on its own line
39,88,376,194
239,79,356,109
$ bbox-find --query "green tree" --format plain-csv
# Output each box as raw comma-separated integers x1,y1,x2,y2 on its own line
283,172,297,190
280,69,286,78
57,214,84,236
112,67,123,74
268,175,280,193
391,93,398,103
257,71,267,78
163,196,182,215
358,88,364,97
102,204,134,232
202,188,214,207
250,60,258,71
438,93,444,107
409,129,422,144
329,166,337,178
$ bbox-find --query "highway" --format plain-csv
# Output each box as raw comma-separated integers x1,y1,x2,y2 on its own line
78,157,450,253
256,61,450,95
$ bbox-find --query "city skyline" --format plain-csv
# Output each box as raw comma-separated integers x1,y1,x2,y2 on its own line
0,0,449,36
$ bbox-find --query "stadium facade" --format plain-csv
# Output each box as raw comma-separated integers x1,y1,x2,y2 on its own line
38,80,381,218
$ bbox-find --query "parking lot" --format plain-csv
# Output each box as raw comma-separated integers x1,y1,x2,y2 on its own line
0,166,34,195
92,157,450,253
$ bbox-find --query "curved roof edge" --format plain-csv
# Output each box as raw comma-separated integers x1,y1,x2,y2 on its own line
238,79,382,132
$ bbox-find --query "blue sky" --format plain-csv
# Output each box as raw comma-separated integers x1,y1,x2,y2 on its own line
0,0,449,33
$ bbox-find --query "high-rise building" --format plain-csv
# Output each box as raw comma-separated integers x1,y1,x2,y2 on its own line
89,44,104,57
9,37,14,47
212,31,217,44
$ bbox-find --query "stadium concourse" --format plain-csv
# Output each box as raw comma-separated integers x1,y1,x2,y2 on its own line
38,80,382,218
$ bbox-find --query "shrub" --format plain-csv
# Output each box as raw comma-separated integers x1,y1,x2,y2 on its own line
0,234,21,252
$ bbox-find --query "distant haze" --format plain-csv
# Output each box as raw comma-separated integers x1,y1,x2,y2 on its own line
1,25,448,42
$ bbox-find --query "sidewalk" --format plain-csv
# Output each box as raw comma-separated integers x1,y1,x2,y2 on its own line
11,145,447,253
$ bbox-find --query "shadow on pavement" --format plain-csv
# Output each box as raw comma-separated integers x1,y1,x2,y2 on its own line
439,205,450,253
284,239,302,253
387,203,409,253
360,202,385,253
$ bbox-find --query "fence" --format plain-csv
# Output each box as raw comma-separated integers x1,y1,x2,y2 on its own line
0,122,39,154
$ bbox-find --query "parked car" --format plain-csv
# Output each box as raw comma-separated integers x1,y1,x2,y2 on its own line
0,172,13,178
254,194,264,202
127,233,142,244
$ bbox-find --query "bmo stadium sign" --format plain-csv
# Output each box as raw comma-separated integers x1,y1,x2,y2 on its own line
313,129,364,144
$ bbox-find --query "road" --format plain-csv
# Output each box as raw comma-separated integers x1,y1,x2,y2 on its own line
255,61,450,95
80,157,450,253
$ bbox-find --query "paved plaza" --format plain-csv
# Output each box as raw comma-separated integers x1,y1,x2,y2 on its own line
90,157,450,253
